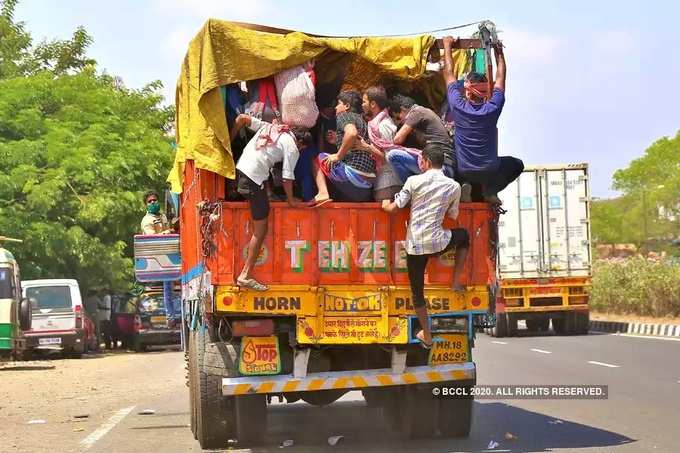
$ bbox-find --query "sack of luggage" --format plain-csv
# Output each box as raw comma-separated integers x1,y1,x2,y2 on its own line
245,77,280,123
274,61,319,128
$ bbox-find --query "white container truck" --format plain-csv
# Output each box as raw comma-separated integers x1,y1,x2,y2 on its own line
490,163,592,337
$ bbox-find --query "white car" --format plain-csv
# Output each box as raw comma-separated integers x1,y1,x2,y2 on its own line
22,279,97,358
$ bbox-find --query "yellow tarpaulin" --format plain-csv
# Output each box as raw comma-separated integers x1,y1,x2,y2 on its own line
168,20,469,192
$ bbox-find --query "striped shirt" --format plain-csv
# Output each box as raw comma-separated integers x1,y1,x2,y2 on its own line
394,169,461,255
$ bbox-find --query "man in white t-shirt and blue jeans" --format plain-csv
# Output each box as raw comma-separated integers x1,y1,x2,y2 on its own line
230,114,312,291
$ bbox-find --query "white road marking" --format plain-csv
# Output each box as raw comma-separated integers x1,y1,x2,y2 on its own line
588,361,620,368
530,348,552,354
615,333,680,342
80,406,135,450
491,341,507,345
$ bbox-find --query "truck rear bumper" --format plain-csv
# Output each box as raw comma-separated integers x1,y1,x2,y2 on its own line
222,361,476,396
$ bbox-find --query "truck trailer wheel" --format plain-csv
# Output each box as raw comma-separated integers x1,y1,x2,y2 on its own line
492,313,507,337
575,312,590,335
191,326,234,450
438,387,473,437
235,394,267,445
552,314,574,335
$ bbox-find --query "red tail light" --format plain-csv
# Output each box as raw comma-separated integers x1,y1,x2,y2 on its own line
232,319,274,337
74,305,83,329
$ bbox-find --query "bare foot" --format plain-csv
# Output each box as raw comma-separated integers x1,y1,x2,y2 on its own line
416,329,432,347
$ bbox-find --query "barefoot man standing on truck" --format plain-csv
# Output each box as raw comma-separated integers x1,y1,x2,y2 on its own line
230,113,312,291
382,147,470,347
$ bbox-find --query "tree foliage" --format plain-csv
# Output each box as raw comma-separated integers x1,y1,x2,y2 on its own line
0,0,174,293
592,131,680,246
1,0,95,78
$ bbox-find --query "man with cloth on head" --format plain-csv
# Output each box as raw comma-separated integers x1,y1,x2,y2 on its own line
442,36,523,205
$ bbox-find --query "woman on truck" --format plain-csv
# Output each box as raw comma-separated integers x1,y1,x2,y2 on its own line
313,91,378,203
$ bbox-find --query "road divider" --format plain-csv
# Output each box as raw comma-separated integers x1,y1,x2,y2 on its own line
590,320,680,338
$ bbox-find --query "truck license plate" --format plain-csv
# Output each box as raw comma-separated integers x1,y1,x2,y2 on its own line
151,316,167,326
239,336,280,375
39,337,62,345
428,334,469,365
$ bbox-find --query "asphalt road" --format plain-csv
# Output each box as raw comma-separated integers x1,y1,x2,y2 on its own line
2,329,679,453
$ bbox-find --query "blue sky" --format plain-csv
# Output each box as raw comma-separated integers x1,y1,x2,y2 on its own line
15,0,680,197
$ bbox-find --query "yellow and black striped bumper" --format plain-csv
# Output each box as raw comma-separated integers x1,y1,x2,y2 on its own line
222,362,476,396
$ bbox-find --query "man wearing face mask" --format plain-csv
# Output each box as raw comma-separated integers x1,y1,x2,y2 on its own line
141,190,170,234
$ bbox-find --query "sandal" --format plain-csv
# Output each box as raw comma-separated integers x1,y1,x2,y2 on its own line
237,278,269,292
310,198,333,208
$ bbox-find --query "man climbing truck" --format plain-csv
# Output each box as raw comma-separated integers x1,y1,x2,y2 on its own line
162,20,502,448
490,164,591,337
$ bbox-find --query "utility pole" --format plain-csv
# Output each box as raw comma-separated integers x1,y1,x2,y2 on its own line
642,189,648,244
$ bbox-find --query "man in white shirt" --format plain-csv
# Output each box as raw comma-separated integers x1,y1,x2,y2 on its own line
382,147,470,347
141,191,169,234
230,114,311,291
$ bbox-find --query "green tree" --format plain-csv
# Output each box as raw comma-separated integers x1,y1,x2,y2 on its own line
593,131,680,246
1,0,96,77
0,0,174,293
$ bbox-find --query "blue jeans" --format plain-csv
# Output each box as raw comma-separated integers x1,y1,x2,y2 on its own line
386,149,421,183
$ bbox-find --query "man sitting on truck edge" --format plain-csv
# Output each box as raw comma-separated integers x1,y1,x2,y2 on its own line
442,36,523,205
381,147,470,348
386,95,457,183
314,91,377,203
230,113,312,291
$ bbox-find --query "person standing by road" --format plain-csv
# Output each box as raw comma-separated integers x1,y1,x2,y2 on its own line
98,293,113,349
381,147,470,348
84,291,101,352
442,36,523,205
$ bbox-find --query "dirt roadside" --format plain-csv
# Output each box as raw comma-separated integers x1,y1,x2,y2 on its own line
590,311,680,326
0,348,185,453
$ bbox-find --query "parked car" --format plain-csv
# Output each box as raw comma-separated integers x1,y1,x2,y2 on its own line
21,279,97,358
110,294,139,349
131,290,181,352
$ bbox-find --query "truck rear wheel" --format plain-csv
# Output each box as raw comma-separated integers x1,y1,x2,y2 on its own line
438,388,473,437
526,319,540,331
506,313,518,336
235,394,267,445
575,312,590,335
552,314,573,335
492,313,507,337
400,387,438,438
381,387,438,438
191,326,234,450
